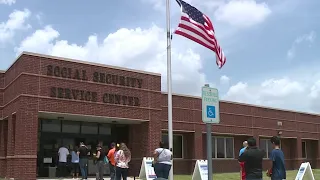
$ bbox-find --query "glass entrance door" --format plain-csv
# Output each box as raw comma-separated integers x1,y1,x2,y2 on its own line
37,119,129,178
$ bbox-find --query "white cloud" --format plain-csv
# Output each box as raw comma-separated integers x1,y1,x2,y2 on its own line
16,24,208,95
223,76,320,112
287,31,316,59
0,0,15,5
36,12,44,25
214,0,271,28
220,75,230,85
0,9,31,43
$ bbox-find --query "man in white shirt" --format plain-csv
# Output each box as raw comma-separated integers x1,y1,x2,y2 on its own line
58,145,70,177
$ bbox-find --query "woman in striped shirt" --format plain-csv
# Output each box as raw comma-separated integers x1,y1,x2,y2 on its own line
115,143,131,180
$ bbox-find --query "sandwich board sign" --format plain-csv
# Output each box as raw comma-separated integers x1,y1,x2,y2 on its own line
139,157,157,180
202,86,220,124
294,162,315,180
192,160,209,180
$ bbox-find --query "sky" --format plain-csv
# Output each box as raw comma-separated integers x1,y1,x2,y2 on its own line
0,0,320,113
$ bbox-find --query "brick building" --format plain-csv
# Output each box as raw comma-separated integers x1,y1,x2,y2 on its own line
0,52,319,180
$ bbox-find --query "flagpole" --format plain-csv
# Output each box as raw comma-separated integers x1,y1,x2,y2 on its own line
166,0,174,179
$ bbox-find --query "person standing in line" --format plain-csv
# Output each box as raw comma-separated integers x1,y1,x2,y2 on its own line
78,142,90,180
238,137,265,180
107,142,117,180
115,143,131,180
71,146,80,179
94,145,106,180
58,144,70,178
239,141,248,156
153,141,172,179
239,141,248,180
267,136,286,180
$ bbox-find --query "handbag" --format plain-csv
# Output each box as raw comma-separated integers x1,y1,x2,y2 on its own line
152,148,165,167
104,156,109,164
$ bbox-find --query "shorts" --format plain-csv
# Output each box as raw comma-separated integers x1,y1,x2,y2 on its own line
72,163,80,173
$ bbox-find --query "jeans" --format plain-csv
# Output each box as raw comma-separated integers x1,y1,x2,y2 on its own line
58,162,67,177
115,166,128,180
79,158,88,179
96,161,105,180
154,163,171,179
109,163,116,180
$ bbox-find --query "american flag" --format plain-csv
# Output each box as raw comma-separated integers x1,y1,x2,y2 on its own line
174,0,226,68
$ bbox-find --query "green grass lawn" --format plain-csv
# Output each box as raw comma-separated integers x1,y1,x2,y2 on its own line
0,170,319,179
173,169,320,180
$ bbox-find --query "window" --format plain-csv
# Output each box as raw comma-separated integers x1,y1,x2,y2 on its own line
41,120,61,132
62,121,80,133
212,137,234,158
302,141,307,158
162,134,183,158
99,124,111,135
81,123,98,134
260,138,281,158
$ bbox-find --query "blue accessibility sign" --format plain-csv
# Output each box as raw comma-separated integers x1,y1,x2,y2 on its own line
206,105,216,118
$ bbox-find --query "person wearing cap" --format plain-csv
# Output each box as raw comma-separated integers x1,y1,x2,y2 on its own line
107,142,117,180
94,144,106,180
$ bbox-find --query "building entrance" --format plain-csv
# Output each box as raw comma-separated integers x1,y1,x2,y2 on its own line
37,119,129,178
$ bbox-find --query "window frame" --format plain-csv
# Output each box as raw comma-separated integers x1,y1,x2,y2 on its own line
302,141,307,159
260,138,282,159
212,136,235,159
161,133,184,159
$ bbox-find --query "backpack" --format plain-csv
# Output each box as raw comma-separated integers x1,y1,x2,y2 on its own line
104,156,109,164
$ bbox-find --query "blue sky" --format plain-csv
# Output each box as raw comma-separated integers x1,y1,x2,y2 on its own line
1,0,320,113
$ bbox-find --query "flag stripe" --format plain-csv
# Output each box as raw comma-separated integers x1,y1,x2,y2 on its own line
178,18,217,45
175,29,216,52
181,14,216,40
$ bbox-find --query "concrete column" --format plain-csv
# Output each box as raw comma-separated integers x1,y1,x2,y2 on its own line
128,122,149,177
194,127,203,159
5,115,14,178
148,111,162,155
295,137,303,169
253,135,260,147
0,120,6,177
11,98,39,180
317,140,320,169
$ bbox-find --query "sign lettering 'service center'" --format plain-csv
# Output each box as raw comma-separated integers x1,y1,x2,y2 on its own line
46,65,142,107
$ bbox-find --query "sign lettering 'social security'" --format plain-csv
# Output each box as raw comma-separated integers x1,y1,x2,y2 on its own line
202,86,220,124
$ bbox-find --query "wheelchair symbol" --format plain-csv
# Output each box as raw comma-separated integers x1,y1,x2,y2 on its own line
206,105,215,118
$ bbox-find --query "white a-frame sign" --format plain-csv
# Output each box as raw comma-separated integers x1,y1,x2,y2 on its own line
139,157,157,180
295,162,315,180
192,160,209,180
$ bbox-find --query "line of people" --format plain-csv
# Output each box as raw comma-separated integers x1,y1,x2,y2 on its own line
58,142,131,180
238,136,286,180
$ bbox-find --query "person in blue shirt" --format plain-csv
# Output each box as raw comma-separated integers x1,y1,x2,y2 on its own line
269,136,286,180
71,146,80,179
239,141,248,156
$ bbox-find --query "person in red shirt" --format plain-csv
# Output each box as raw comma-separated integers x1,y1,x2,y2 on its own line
107,142,116,180
239,141,248,180
239,161,246,180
